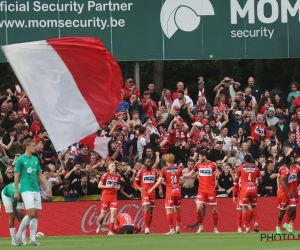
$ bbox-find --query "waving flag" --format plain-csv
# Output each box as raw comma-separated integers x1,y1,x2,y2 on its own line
2,37,123,153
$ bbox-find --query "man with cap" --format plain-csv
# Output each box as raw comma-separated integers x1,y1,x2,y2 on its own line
141,91,158,119
167,118,189,145
228,109,246,137
165,105,182,127
189,122,203,149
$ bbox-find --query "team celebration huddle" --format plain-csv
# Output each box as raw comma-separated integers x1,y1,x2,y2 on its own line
94,151,299,235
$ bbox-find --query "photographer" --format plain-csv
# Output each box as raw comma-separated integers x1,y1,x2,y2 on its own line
213,77,241,106
64,162,84,184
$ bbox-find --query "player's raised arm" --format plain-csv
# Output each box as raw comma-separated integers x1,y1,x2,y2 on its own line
183,169,196,178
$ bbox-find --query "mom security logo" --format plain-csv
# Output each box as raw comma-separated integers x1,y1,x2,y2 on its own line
160,0,215,38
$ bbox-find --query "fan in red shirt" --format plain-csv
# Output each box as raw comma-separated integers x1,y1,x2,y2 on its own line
189,122,202,149
184,151,220,233
232,171,243,233
96,162,121,235
188,109,209,127
250,111,267,142
168,119,189,145
171,82,189,100
158,123,171,154
148,154,183,234
276,156,299,233
112,213,142,234
133,158,163,234
235,155,262,233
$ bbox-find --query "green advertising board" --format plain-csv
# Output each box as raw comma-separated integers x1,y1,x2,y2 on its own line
0,0,300,61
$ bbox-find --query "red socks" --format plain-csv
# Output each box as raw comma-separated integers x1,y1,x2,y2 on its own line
286,216,293,224
253,209,258,224
242,212,249,229
197,212,203,225
166,214,173,229
248,210,253,223
175,212,181,227
144,212,150,228
237,211,242,228
212,212,218,227
109,223,114,231
277,220,282,227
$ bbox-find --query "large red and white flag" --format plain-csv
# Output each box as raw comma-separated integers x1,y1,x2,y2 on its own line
2,37,123,155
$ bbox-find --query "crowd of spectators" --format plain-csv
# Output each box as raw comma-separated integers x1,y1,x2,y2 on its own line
1,76,300,202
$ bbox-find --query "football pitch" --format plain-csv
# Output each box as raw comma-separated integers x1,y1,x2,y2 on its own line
1,232,300,250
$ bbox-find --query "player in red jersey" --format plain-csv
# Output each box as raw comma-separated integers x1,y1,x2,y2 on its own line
112,213,142,234
285,162,300,232
235,155,262,233
96,162,121,235
148,154,183,234
232,174,243,233
133,158,163,234
183,151,220,233
276,156,299,233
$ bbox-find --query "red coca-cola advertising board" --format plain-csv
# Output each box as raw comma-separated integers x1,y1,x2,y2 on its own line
0,197,299,236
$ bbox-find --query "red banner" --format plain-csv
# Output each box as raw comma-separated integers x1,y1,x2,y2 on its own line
0,197,298,236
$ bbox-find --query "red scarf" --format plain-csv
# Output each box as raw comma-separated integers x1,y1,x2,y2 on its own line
142,98,155,117
198,88,205,97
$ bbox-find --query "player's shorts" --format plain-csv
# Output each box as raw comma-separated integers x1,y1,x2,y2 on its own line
1,191,24,213
100,200,118,211
165,194,181,208
236,194,242,210
141,194,155,207
196,190,217,205
21,192,42,210
239,193,257,206
277,194,297,210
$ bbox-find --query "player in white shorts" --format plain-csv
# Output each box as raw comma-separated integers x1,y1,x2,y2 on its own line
14,139,52,246
1,183,27,245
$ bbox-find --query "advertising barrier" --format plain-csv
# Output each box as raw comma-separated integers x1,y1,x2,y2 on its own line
1,0,300,61
0,197,299,236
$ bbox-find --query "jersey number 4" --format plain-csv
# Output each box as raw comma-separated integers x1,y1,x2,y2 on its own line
248,173,252,181
171,176,177,184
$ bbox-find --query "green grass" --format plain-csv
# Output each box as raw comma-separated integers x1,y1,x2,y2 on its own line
1,232,300,250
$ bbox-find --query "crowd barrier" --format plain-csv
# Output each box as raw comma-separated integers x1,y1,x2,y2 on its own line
0,197,299,236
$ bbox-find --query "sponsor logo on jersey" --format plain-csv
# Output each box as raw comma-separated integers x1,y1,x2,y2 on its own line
166,168,178,172
106,180,118,186
243,165,256,172
254,127,265,136
26,167,37,174
143,175,155,183
199,168,212,176
288,173,297,183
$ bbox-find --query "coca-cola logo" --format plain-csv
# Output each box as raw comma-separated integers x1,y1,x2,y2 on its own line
81,204,144,233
